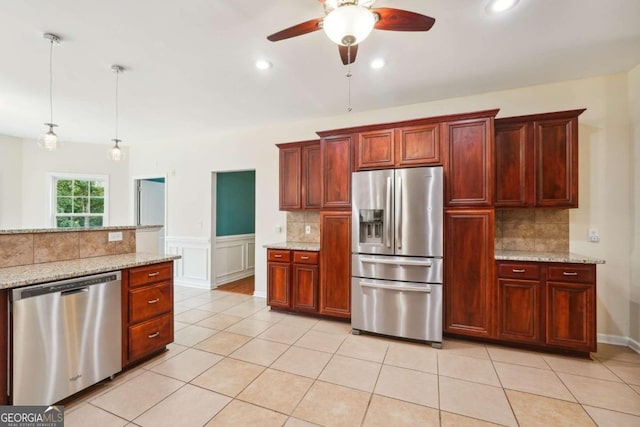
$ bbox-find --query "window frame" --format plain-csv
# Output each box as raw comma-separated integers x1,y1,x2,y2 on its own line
49,173,110,228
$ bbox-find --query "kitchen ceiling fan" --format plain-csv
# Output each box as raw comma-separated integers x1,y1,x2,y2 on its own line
267,0,436,65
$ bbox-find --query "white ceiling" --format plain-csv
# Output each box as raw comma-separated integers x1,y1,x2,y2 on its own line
1,0,639,146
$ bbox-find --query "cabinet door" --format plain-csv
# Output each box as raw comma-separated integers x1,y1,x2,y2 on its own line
546,281,596,352
395,123,441,167
302,143,321,209
444,117,494,207
495,122,532,207
320,211,351,318
321,135,352,209
267,262,291,309
497,278,542,343
444,209,494,337
534,117,578,208
355,129,394,170
293,264,318,313
279,146,302,210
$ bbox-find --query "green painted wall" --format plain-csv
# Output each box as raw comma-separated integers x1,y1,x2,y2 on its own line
216,171,255,236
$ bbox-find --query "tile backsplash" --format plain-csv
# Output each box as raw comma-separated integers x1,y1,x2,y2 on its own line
495,209,569,252
287,212,320,243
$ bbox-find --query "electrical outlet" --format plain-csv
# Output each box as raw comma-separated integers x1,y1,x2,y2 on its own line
275,225,282,233
108,231,123,242
305,225,311,234
588,228,599,243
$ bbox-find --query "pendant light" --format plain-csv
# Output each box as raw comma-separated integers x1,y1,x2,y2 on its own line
109,65,125,162
38,33,61,151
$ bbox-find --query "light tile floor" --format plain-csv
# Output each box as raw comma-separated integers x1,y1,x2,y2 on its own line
62,286,640,427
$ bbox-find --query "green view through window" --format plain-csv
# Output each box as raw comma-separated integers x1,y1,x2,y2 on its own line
53,177,107,228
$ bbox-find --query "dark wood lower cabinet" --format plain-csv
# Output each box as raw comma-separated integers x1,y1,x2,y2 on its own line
495,261,596,354
0,290,7,404
267,249,320,314
444,209,495,337
293,264,319,313
267,261,291,309
319,211,351,318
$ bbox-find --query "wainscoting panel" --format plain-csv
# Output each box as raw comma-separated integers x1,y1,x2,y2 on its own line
166,236,211,289
215,234,255,286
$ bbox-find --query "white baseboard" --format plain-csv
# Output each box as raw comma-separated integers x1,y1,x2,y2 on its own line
253,290,266,299
216,269,255,286
597,333,640,354
174,277,212,289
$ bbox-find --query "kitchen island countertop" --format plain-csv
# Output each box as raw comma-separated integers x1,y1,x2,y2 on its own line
0,252,181,289
495,249,605,264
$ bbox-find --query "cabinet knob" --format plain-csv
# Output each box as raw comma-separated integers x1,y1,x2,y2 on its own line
148,331,160,339
512,269,526,273
563,272,578,276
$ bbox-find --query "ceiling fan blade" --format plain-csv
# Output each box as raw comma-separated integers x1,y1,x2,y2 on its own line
339,44,358,65
372,8,436,31
267,17,324,41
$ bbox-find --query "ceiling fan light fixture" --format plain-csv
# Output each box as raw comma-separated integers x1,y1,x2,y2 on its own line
323,5,376,46
487,0,519,13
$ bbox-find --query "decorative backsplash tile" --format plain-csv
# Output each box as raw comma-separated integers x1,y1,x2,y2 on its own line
495,209,569,252
287,211,320,243
0,229,137,268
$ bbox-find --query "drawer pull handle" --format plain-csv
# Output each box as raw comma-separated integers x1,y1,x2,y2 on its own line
274,254,283,258
563,272,579,276
148,298,160,304
512,269,526,273
148,332,160,339
148,272,160,277
300,256,309,260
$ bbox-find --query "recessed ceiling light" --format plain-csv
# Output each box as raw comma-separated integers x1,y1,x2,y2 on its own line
255,60,272,70
487,0,519,13
370,58,386,69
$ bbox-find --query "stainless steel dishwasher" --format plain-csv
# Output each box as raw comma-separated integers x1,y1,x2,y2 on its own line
11,271,122,405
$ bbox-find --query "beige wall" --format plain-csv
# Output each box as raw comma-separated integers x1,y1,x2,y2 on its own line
629,64,640,343
127,71,638,344
0,135,23,228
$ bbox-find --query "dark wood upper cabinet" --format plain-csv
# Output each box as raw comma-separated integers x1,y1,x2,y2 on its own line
395,123,441,167
495,109,585,208
277,140,320,211
356,129,395,170
443,112,497,207
319,134,353,209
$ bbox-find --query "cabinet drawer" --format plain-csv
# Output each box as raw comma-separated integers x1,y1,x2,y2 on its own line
129,262,173,288
547,264,595,283
293,251,318,265
129,313,173,361
497,262,540,280
129,282,173,324
268,250,291,262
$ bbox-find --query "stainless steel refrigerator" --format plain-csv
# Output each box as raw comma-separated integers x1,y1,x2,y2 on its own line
351,166,443,346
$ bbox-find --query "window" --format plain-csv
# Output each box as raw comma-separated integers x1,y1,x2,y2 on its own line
51,175,108,228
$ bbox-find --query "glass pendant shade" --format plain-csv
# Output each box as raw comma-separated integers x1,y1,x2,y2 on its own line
38,123,58,151
323,5,376,45
109,139,124,162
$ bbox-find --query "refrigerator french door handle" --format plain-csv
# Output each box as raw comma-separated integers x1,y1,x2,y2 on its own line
359,281,432,293
385,176,392,248
396,176,402,250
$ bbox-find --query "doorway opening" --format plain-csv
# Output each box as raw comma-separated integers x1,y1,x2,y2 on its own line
211,170,256,295
134,176,166,253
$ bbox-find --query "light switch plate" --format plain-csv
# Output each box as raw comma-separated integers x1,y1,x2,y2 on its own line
588,228,599,243
108,231,123,242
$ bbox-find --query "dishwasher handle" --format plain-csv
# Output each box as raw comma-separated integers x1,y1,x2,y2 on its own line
61,287,89,296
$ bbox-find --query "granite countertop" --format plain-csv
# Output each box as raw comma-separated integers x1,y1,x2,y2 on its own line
0,225,163,235
263,241,320,251
0,252,181,289
495,250,605,264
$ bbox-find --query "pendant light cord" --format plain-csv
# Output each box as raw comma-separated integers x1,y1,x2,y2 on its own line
346,43,352,112
48,37,54,124
115,68,119,142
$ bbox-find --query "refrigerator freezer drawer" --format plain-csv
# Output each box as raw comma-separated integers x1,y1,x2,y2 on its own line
352,254,443,283
351,278,442,343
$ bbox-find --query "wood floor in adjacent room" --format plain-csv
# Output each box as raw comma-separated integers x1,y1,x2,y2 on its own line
215,275,255,295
